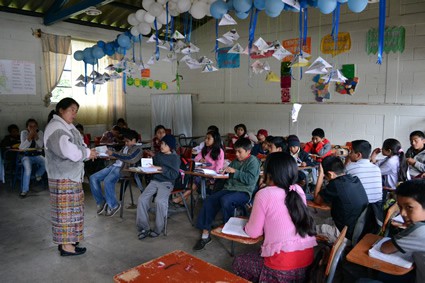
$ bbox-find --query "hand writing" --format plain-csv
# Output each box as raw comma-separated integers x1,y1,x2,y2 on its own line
223,167,236,174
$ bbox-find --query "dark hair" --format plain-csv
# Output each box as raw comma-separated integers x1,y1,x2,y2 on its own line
396,179,425,209
48,97,79,123
207,125,219,134
322,156,345,175
202,131,222,160
7,124,18,133
381,138,408,182
111,125,121,132
263,152,316,237
410,130,425,139
234,137,252,151
26,118,37,127
265,135,274,143
154,125,166,134
312,128,325,138
116,118,126,124
351,140,372,159
234,123,247,137
270,136,288,152
121,129,138,141
75,123,84,131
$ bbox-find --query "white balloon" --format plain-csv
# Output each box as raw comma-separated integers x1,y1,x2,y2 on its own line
168,1,177,10
151,21,163,30
177,0,191,12
135,9,146,22
157,10,172,25
144,12,155,23
138,22,151,35
169,8,180,17
149,2,164,17
190,2,207,19
127,13,138,26
157,0,167,4
130,26,140,36
142,0,154,11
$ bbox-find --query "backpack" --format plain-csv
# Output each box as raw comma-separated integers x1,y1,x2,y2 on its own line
306,241,332,283
173,157,192,189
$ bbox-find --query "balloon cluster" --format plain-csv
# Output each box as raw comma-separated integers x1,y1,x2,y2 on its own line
73,32,138,65
313,0,368,14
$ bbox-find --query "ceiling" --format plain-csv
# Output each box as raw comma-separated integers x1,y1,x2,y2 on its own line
0,0,210,35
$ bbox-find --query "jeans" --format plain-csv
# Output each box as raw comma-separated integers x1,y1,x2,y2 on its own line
196,190,249,231
89,166,121,209
21,155,46,193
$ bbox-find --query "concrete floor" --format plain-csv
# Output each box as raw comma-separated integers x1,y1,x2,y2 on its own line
0,180,260,283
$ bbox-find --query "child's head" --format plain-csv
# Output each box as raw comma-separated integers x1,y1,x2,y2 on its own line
7,124,19,138
322,156,345,180
262,135,274,151
381,138,402,157
207,125,219,134
234,124,247,137
122,129,138,146
111,125,121,137
409,130,425,152
311,128,325,144
287,135,301,154
116,118,128,129
160,134,176,154
75,123,84,135
234,138,252,161
204,130,221,148
154,125,166,139
350,140,371,161
269,136,286,153
26,119,38,131
257,129,268,143
396,179,425,225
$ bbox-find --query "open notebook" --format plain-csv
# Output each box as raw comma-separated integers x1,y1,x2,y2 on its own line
222,217,250,238
194,168,228,176
368,237,414,268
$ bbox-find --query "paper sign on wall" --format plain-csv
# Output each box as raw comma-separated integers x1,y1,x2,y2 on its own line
282,37,311,62
321,32,351,56
0,60,36,95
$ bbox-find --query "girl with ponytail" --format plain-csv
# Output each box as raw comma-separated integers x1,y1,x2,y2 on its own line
232,152,317,282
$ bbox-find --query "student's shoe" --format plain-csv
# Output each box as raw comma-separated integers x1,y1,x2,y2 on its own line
149,231,160,238
105,203,121,217
35,175,42,182
19,192,28,198
138,230,150,240
59,246,86,257
96,201,107,215
57,242,80,251
193,236,211,251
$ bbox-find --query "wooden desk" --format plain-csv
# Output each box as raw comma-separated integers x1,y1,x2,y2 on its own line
211,225,263,257
307,200,331,211
113,250,250,283
184,170,229,200
346,233,414,276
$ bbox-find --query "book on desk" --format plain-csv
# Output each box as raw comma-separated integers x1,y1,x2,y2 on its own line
368,237,413,268
222,217,250,238
194,168,228,176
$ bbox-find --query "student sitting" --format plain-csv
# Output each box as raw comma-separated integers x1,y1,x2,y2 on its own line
146,124,167,157
405,130,425,179
90,129,143,217
233,152,317,282
314,156,368,242
346,140,383,204
193,138,261,250
192,125,220,155
287,135,316,167
380,179,425,283
1,124,20,148
137,134,180,239
251,129,269,156
268,136,287,154
99,125,122,144
75,123,90,146
303,128,332,162
229,123,258,148
19,119,46,198
116,118,128,129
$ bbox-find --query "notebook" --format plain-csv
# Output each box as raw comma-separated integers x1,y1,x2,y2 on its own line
222,217,250,238
368,237,414,268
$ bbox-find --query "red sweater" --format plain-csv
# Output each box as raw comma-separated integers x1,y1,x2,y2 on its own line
303,138,332,162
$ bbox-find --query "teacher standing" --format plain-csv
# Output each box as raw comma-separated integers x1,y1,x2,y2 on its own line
44,97,97,256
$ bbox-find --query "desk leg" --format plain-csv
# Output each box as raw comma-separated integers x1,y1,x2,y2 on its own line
119,180,129,218
134,174,144,192
201,179,206,200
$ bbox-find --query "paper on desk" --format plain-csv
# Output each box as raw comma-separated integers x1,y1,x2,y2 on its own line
222,217,250,238
95,146,108,154
368,237,413,268
141,158,153,167
137,167,160,173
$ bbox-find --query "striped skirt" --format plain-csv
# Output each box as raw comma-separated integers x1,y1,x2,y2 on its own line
233,251,309,283
49,179,84,244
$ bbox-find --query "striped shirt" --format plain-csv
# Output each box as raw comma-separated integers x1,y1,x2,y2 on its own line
346,159,382,203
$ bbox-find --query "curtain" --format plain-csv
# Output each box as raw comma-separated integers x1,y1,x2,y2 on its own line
151,94,192,137
106,57,126,128
40,32,71,106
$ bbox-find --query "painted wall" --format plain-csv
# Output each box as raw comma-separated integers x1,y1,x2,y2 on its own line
179,0,425,149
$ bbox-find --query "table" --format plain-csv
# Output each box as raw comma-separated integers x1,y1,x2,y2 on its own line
113,250,250,283
346,233,414,276
184,171,229,200
211,224,263,256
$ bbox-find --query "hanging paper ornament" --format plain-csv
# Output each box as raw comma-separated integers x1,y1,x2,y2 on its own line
134,78,141,87
141,78,148,87
161,82,168,90
148,79,154,88
127,77,134,86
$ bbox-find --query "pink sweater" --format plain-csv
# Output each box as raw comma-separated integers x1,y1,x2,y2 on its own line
194,148,224,173
245,185,317,257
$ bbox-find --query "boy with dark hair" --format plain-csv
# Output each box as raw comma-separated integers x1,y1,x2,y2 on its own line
381,179,425,282
90,129,143,217
268,136,287,154
1,124,20,148
406,130,425,178
193,138,261,250
303,128,332,162
287,135,316,167
346,140,383,204
251,129,269,156
314,156,368,242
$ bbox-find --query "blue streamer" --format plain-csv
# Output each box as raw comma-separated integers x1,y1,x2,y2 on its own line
377,0,386,64
165,3,169,45
84,62,87,95
248,7,259,51
299,8,303,56
154,19,160,61
332,3,340,53
187,14,192,43
139,34,143,65
215,19,219,61
170,16,174,51
303,8,308,46
184,12,188,43
92,63,95,94
123,49,126,94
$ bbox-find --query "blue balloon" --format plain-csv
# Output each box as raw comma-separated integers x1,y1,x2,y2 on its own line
317,0,336,14
73,50,84,61
210,0,228,19
254,0,266,10
97,40,105,48
233,0,252,13
117,34,131,48
105,48,115,56
300,0,308,8
91,46,104,59
236,11,250,19
226,0,234,10
84,57,96,65
265,0,284,16
132,35,140,43
105,42,114,51
347,0,367,13
83,47,93,60
337,0,348,3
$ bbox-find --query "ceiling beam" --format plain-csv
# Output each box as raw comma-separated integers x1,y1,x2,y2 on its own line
44,0,115,26
45,0,69,16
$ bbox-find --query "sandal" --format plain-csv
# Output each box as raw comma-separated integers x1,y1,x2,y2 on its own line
149,231,160,238
138,230,150,240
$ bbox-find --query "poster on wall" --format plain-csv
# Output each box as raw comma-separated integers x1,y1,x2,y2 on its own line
218,47,240,69
282,37,311,62
0,60,36,95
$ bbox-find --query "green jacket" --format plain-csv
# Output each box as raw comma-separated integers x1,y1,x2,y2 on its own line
224,155,260,198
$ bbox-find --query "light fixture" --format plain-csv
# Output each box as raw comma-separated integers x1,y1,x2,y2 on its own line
85,6,102,16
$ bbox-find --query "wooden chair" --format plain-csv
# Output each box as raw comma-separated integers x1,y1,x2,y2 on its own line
118,175,136,218
380,203,400,236
325,226,348,283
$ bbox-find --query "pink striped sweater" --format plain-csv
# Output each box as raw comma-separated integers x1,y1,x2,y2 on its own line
194,148,224,173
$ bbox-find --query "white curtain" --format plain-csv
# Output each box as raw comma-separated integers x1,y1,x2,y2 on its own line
151,94,192,137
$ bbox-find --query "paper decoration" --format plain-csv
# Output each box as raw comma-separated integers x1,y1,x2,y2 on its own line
321,69,347,83
171,30,185,40
218,47,240,69
253,37,269,53
147,34,162,44
198,56,214,65
312,75,330,102
147,56,155,65
181,43,200,54
366,26,405,55
281,76,291,88
251,60,270,74
141,69,150,78
179,55,192,62
282,37,311,62
185,58,203,69
290,55,309,67
223,29,240,41
228,43,244,54
321,32,352,56
219,14,237,26
273,46,293,61
283,0,300,10
162,52,177,62
305,56,332,75
335,77,359,95
291,103,302,122
75,81,85,87
341,64,355,79
281,88,291,103
265,71,280,83
217,37,234,46
202,65,218,73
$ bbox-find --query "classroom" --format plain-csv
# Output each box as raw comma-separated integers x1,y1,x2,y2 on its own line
0,0,425,282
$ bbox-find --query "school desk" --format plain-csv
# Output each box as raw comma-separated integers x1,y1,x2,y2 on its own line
211,224,263,256
346,233,414,276
113,250,250,283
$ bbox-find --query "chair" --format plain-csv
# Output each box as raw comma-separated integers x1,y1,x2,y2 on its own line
119,175,137,218
380,203,400,236
325,226,348,283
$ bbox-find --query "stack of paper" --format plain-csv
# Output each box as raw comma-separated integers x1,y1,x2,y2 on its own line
368,237,414,268
222,217,250,238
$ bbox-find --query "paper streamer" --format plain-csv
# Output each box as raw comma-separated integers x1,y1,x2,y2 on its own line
377,0,386,64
